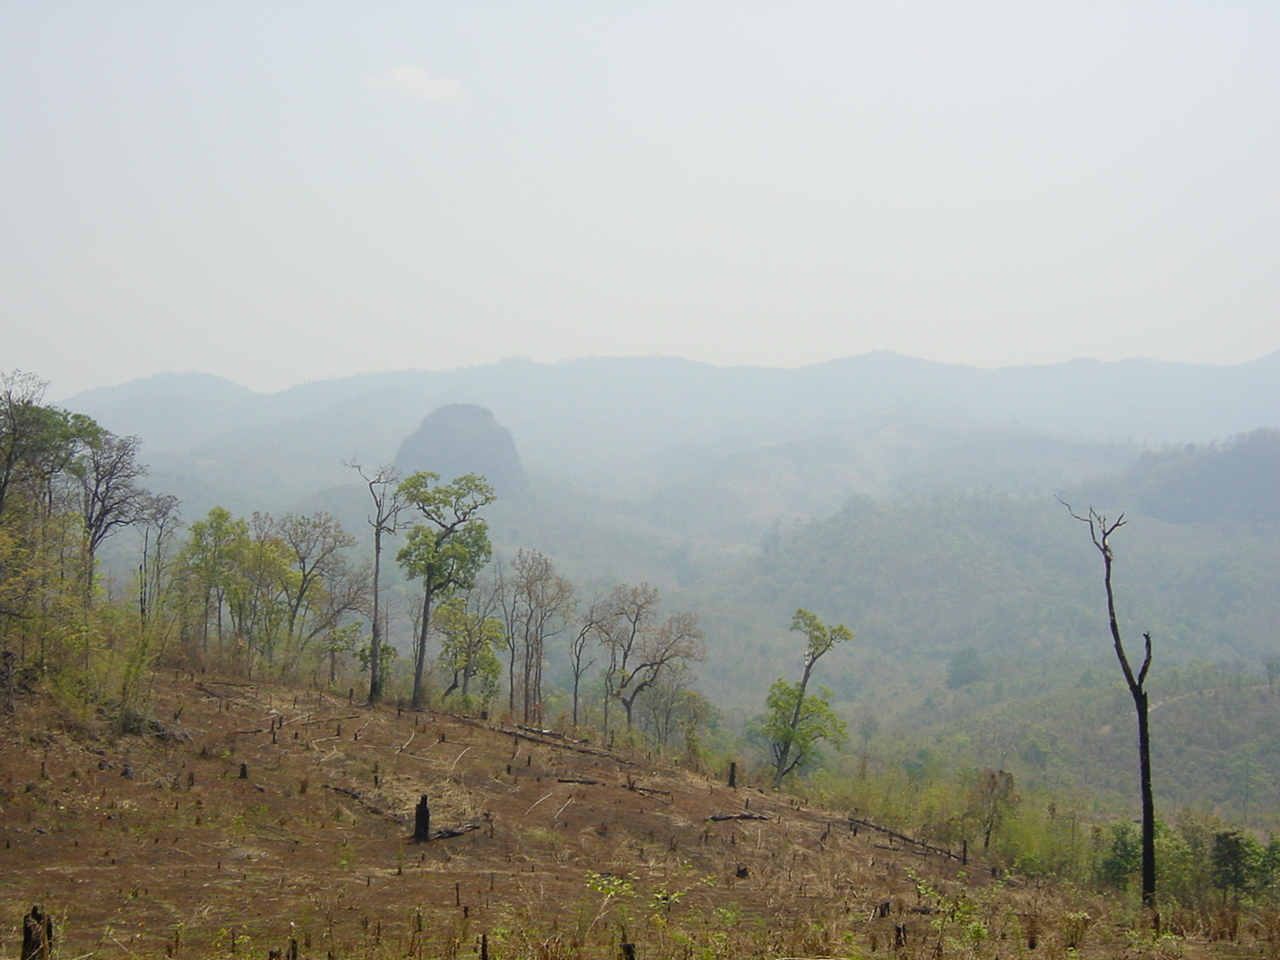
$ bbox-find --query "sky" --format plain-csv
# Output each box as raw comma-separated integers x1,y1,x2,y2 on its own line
3,2,1279,400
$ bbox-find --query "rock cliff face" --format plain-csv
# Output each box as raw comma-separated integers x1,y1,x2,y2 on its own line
394,404,524,495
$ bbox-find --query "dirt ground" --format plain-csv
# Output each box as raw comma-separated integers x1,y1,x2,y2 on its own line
0,675,1232,960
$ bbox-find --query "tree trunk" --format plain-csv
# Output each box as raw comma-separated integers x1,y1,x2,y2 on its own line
22,905,53,960
369,527,383,703
411,583,433,711
1136,684,1155,907
774,660,816,789
413,794,431,842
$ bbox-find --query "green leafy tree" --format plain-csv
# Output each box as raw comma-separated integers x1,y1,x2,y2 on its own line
0,370,85,522
322,622,362,686
1099,822,1141,891
1211,830,1260,904
179,507,250,655
768,608,852,788
761,678,847,786
436,593,503,710
396,472,495,711
946,647,989,689
225,513,294,673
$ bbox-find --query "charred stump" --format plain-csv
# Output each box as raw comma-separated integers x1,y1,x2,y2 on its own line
413,794,431,842
21,905,53,960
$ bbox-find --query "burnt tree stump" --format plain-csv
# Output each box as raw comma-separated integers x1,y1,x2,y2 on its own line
21,905,53,960
413,794,431,842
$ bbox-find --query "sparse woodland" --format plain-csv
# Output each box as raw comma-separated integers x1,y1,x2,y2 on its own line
7,368,1280,958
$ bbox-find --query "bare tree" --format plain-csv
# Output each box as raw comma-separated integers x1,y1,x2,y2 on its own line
639,663,703,749
598,583,704,730
137,492,182,632
76,429,148,599
567,596,606,726
967,768,1020,851
1065,503,1156,907
275,511,361,651
349,462,408,704
499,549,574,724
0,371,50,521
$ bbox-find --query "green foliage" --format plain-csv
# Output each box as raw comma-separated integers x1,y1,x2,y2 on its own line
758,678,847,783
1100,824,1140,892
947,647,989,689
1090,429,1280,524
1211,830,1260,899
435,595,503,709
396,472,496,709
761,609,851,787
175,506,366,681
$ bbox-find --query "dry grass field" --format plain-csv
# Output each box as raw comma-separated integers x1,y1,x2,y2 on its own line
0,674,1264,960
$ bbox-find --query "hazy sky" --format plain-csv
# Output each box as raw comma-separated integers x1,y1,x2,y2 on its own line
4,2,1279,399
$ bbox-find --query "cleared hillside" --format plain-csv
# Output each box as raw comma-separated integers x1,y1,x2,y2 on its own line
1,674,1123,960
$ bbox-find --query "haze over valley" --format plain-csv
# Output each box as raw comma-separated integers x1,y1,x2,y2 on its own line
6,4,1280,953
52,349,1280,823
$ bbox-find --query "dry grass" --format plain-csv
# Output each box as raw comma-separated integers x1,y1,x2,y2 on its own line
0,674,1272,959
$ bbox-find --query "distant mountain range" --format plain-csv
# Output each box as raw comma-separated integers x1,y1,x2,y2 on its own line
62,352,1280,515
61,355,1280,816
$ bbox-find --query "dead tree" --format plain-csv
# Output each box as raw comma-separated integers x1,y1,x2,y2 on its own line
22,905,53,960
413,794,431,842
1065,503,1155,907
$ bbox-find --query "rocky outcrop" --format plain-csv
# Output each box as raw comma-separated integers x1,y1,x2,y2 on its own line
394,404,524,495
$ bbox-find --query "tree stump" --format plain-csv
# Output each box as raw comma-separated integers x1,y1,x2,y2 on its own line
21,905,53,960
413,794,431,842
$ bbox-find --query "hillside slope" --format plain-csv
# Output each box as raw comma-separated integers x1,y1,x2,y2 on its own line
0,674,1071,960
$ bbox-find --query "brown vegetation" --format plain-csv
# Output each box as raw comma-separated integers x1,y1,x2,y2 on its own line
0,674,1255,960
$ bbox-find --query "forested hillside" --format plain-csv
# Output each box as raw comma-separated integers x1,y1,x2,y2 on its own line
42,362,1280,832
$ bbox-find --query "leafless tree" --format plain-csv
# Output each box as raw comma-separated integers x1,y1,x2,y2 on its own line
77,429,148,601
349,462,409,704
137,492,182,631
275,511,360,649
1064,501,1155,907
597,583,705,731
567,596,607,726
498,549,574,724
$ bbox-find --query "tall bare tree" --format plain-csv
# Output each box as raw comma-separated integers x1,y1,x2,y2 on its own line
349,463,408,703
1065,503,1156,908
567,596,606,726
499,549,574,725
137,492,181,632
